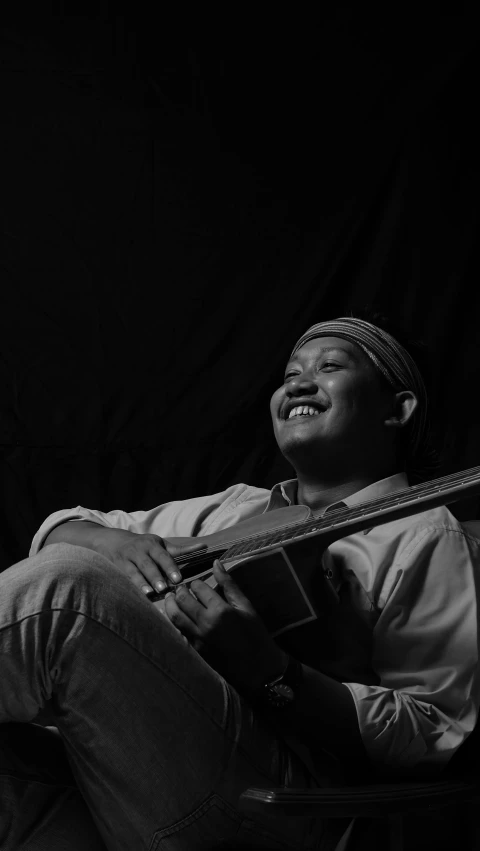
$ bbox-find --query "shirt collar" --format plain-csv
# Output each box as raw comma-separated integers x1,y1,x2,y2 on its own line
266,472,409,513
267,478,298,510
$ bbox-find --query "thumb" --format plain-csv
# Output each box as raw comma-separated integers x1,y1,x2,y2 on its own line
213,560,257,614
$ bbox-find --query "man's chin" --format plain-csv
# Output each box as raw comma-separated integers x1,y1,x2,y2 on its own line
278,434,327,464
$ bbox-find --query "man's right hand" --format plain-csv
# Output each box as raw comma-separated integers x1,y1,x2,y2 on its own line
44,521,207,596
95,528,208,595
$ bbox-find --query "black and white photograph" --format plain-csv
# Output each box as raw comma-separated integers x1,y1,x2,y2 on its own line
1,7,480,850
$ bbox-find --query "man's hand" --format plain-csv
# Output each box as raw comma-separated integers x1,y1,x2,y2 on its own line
164,560,287,694
92,527,208,596
45,521,208,596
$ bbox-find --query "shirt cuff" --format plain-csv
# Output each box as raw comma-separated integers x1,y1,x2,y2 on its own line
344,682,428,770
343,681,474,771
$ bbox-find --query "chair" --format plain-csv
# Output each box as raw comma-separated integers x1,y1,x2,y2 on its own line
239,520,480,850
239,771,480,850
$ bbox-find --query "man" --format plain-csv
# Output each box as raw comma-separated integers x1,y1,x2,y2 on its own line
0,314,479,850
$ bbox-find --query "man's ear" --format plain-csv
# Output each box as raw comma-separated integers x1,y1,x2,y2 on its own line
384,391,418,430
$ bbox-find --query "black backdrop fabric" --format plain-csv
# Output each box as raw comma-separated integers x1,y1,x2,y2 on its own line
1,9,480,572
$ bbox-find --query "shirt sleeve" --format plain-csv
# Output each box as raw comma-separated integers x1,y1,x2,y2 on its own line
343,526,480,771
29,484,271,557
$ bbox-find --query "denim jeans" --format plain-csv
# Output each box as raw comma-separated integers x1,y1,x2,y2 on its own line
0,544,348,850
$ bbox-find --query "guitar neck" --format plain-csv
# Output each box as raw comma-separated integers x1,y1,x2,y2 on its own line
221,466,480,561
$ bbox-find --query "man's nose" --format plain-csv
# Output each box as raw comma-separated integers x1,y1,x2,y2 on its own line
286,374,318,396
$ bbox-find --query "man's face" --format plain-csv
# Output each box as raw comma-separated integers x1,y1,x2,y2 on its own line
270,336,393,467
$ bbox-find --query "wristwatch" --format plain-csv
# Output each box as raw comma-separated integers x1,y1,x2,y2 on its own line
262,656,303,709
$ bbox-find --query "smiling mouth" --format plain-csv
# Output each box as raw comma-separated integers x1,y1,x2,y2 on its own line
285,405,323,420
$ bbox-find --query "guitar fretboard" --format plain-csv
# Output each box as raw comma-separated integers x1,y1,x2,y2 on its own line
175,465,480,569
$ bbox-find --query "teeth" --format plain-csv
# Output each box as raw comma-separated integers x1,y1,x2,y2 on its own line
288,405,320,419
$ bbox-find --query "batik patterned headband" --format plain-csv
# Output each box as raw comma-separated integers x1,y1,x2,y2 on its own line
290,317,428,462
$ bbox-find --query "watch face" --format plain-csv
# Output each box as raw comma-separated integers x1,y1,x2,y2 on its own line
267,683,295,707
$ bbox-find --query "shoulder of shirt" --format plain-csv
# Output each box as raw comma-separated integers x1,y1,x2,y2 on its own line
354,503,474,557
185,482,272,534
381,503,470,537
146,482,271,523
198,482,271,505
362,504,480,573
142,482,272,514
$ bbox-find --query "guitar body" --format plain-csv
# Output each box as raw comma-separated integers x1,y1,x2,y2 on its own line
164,505,337,645
275,541,377,683
163,516,377,684
154,465,480,684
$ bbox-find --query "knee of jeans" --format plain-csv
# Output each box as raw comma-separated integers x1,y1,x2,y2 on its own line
32,544,119,590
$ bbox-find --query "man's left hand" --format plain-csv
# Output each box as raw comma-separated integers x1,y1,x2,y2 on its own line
164,560,287,694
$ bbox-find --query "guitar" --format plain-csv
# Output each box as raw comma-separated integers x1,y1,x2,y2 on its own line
155,466,480,670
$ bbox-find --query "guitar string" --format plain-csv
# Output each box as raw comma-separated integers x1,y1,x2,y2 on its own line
181,480,480,567
227,470,480,555
174,465,480,567
177,466,480,566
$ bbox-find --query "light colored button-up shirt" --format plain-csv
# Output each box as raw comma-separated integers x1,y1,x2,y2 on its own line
31,473,480,772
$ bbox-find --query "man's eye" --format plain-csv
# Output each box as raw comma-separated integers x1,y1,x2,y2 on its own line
322,362,340,369
284,372,298,381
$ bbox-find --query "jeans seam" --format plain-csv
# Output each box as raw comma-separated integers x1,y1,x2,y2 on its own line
148,791,305,851
148,792,243,850
3,608,294,785
2,607,225,724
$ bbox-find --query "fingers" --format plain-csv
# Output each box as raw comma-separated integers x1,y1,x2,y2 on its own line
188,578,222,608
106,531,209,597
114,534,207,594
122,551,177,596
212,560,256,614
145,537,208,592
164,590,201,640
143,541,183,592
117,560,155,596
126,535,190,595
167,581,223,625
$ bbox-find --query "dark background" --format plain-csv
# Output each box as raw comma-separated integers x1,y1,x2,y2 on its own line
1,7,480,571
